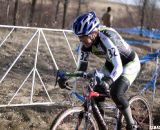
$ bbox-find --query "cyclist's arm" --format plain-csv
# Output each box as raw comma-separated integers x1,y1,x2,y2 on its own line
100,33,123,82
76,44,90,72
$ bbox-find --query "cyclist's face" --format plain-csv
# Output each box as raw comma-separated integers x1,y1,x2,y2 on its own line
79,31,98,48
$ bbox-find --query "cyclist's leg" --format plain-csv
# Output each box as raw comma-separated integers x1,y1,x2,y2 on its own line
110,76,135,123
110,53,141,129
96,68,135,129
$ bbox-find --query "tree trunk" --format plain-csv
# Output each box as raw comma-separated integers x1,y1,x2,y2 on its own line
62,0,68,28
39,0,43,26
6,0,10,24
140,0,148,36
13,0,19,26
29,0,37,25
55,0,61,22
124,4,135,26
147,1,156,29
76,0,81,16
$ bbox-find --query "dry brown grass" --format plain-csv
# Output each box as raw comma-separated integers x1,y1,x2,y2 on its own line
0,0,160,127
0,27,159,129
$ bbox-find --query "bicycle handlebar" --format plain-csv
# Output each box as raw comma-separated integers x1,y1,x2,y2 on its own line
55,70,111,98
55,70,94,86
58,70,92,78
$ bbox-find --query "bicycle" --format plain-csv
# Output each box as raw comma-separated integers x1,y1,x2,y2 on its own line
50,70,152,130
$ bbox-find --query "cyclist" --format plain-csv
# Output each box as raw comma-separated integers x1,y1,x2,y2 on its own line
59,11,141,130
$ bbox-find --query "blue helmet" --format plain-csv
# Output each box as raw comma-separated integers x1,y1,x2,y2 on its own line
72,11,100,36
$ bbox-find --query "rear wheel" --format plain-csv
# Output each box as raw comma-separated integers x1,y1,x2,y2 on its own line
50,107,99,130
117,95,152,130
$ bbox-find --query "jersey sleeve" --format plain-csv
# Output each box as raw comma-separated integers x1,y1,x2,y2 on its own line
100,33,123,81
76,44,90,72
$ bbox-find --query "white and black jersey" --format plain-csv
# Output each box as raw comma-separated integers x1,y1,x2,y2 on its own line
77,26,136,82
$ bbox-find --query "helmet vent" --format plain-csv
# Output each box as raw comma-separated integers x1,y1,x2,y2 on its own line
83,23,88,32
89,17,94,22
77,24,81,32
83,16,87,22
88,25,92,32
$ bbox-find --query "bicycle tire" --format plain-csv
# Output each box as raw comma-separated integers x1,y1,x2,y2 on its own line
117,95,152,130
50,107,99,130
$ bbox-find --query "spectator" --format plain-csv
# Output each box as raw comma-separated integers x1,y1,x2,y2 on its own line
102,6,113,27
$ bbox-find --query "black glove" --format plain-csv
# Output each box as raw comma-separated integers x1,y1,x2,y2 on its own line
101,76,113,86
100,77,113,97
58,78,68,89
99,76,113,90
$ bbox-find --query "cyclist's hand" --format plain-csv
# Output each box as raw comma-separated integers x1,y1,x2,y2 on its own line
94,70,113,89
101,76,113,88
58,78,68,89
100,81,110,91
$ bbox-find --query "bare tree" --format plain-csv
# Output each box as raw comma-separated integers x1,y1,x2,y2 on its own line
29,0,37,25
13,0,19,25
39,0,44,26
6,0,10,24
55,0,61,22
145,0,156,29
125,4,137,26
76,0,81,16
62,0,69,28
137,0,157,35
139,0,148,36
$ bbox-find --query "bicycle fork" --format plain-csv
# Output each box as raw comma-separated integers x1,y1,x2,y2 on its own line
75,110,94,130
75,111,84,130
91,101,108,130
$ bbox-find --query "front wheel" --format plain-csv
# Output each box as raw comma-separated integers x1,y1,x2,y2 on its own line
50,107,99,130
117,95,152,130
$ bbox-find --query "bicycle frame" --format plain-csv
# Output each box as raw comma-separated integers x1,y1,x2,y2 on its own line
53,70,152,130
70,89,120,130
55,70,120,130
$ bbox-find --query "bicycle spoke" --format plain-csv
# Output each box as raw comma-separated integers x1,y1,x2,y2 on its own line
118,96,152,130
131,97,151,129
51,107,98,130
60,113,80,130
